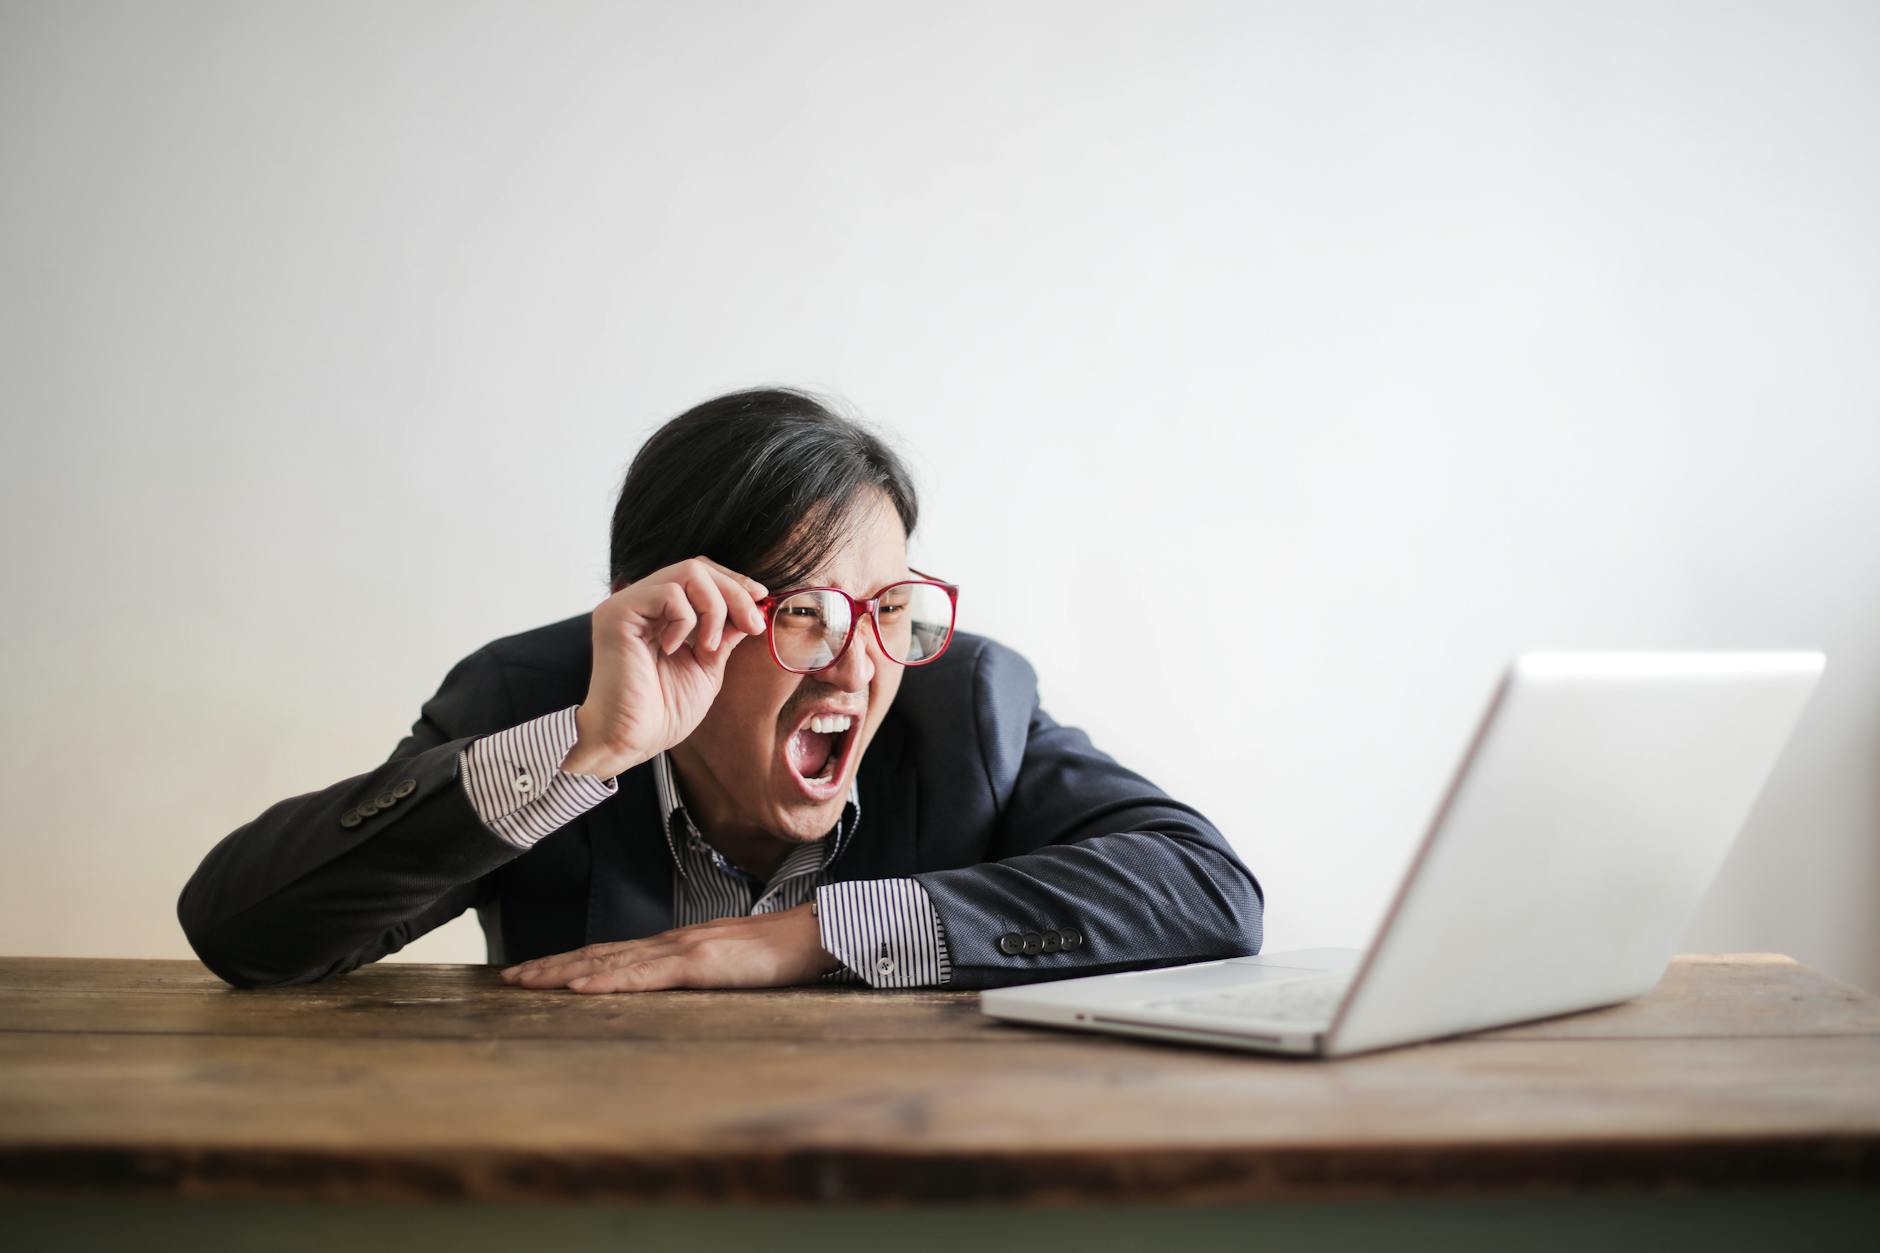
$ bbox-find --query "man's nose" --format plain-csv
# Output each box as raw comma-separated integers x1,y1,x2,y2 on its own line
825,618,878,691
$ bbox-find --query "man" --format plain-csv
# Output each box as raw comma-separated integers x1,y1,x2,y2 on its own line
177,388,1265,992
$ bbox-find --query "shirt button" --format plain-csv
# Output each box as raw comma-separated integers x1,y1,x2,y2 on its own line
875,956,896,976
512,771,534,794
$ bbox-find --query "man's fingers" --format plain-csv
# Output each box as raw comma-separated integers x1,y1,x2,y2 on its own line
702,565,768,637
505,941,647,987
635,557,767,643
693,625,752,677
697,557,768,603
680,565,729,652
678,559,769,652
506,956,596,987
569,954,691,994
653,582,696,655
503,917,754,990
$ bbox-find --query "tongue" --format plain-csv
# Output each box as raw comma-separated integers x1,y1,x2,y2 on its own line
788,729,838,779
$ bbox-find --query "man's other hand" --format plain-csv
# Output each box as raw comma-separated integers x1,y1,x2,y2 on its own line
496,902,843,992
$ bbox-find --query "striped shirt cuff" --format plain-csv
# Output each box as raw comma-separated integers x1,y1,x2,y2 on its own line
458,705,618,850
815,878,952,988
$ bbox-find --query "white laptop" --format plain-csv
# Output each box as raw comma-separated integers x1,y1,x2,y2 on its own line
980,652,1825,1058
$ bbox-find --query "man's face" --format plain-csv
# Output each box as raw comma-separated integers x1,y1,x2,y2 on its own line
669,491,911,845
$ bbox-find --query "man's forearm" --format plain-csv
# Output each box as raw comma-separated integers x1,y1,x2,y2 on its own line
458,705,618,848
814,879,953,987
911,826,1264,991
176,735,521,988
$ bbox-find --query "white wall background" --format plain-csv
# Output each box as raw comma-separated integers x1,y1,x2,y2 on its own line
3,0,1876,990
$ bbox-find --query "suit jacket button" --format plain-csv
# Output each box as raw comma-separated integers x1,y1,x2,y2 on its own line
1021,931,1044,955
339,809,363,829
392,779,417,799
357,800,381,817
1060,929,1083,950
997,932,1024,955
1041,930,1062,953
375,792,397,808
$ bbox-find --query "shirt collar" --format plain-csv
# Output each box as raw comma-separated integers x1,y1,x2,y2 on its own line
653,750,861,882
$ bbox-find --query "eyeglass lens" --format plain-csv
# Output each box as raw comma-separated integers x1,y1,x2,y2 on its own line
770,583,954,673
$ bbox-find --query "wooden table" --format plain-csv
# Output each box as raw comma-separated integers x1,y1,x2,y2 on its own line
3,954,1878,1250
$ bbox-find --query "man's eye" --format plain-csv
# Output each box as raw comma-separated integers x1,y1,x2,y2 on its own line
878,603,906,617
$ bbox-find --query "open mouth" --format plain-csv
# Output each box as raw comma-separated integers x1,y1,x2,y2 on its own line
782,709,861,801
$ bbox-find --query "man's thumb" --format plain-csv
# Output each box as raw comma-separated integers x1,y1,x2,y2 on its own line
697,629,748,675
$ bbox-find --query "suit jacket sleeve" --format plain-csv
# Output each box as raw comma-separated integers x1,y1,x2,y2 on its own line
910,645,1266,991
176,647,527,988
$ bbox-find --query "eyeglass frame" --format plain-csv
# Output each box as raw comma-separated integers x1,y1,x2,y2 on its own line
752,568,960,675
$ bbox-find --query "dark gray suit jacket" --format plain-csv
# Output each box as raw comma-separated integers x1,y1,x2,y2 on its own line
177,617,1266,990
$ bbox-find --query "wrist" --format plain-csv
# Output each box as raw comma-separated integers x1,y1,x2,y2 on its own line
802,900,842,974
561,706,636,779
559,740,629,779
559,729,631,779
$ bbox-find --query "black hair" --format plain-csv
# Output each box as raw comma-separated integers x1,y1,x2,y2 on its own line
608,387,919,593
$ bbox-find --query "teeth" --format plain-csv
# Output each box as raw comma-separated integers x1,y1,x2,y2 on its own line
797,714,852,786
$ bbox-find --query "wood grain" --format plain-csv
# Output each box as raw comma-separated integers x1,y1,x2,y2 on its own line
5,954,1873,1042
1,954,1876,1203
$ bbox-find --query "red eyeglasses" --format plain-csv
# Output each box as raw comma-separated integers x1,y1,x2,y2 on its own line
754,570,959,674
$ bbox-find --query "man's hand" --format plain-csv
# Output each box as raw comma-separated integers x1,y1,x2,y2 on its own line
560,556,770,780
497,903,843,993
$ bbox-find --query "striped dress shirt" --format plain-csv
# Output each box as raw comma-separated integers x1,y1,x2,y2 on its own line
456,705,951,987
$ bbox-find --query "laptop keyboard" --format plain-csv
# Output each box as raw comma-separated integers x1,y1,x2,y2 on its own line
1140,976,1352,1024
